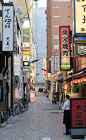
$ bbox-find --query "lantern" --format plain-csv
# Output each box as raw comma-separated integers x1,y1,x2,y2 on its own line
64,84,67,90
77,79,81,83
81,78,83,82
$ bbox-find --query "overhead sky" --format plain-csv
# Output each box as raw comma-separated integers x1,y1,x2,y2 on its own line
33,0,46,8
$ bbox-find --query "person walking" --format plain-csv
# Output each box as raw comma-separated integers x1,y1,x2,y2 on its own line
61,95,70,135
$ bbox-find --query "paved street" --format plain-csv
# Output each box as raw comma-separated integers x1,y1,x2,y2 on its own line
0,93,83,140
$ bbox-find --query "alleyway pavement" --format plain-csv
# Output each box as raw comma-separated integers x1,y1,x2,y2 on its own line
0,93,83,140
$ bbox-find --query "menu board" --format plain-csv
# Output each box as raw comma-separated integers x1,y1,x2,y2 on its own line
30,91,35,102
59,26,70,71
70,99,86,128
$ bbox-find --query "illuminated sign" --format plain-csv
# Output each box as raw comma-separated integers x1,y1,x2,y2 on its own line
74,0,86,35
66,93,79,98
43,57,46,79
70,98,86,128
30,91,35,102
59,26,70,71
49,75,55,81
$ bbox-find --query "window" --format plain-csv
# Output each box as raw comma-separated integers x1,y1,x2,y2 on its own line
54,25,59,27
54,45,59,49
53,6,60,8
54,35,59,39
53,15,60,18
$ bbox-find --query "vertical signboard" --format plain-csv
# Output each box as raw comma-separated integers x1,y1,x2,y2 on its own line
70,98,86,138
43,57,46,79
2,6,14,51
59,26,70,71
74,0,86,36
55,55,59,72
30,91,35,102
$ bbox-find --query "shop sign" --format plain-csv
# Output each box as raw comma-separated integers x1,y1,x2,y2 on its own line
70,98,86,128
23,52,29,56
55,56,60,72
43,57,46,79
23,56,29,61
59,26,70,71
75,43,86,57
30,91,35,102
49,75,55,81
2,6,14,51
23,47,29,52
66,93,79,98
74,0,86,35
76,57,86,71
23,61,29,66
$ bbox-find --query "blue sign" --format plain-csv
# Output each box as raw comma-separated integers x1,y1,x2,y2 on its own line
76,37,86,40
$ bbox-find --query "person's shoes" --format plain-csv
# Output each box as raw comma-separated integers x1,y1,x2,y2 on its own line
63,133,70,135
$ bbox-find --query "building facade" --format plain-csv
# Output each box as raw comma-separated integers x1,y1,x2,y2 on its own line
33,7,47,92
47,0,72,71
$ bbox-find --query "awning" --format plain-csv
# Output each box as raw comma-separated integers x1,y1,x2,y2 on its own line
56,75,63,83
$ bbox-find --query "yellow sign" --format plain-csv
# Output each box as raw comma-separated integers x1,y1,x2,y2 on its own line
75,0,86,34
49,93,53,98
23,52,29,56
49,75,55,81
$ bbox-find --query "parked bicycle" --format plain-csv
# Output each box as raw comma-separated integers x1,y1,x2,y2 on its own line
14,98,29,115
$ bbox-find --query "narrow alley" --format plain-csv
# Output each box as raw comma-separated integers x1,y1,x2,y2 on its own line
0,93,83,140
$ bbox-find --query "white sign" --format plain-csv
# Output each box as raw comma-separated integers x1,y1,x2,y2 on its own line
23,56,29,61
23,42,30,47
2,6,14,51
74,0,86,34
16,5,23,16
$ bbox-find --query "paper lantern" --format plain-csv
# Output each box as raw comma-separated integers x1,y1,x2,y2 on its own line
77,79,81,83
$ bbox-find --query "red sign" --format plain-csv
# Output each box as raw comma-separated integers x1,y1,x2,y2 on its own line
30,91,35,102
59,26,70,71
23,47,30,52
71,99,86,128
76,57,86,71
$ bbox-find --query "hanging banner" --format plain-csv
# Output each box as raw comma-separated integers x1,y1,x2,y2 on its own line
2,6,14,51
59,26,70,71
43,57,46,79
74,0,86,36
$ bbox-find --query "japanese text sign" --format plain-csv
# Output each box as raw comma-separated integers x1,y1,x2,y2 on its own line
74,0,86,35
43,57,46,79
70,98,86,128
30,91,35,102
2,6,14,51
59,26,70,71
